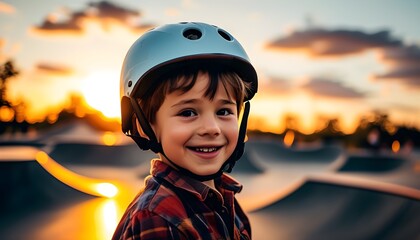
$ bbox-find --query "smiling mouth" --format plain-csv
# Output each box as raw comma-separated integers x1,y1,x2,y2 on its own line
188,147,221,153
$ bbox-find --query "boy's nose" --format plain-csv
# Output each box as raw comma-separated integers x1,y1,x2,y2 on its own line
198,116,221,136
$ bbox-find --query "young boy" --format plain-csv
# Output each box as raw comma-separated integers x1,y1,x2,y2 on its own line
113,22,258,240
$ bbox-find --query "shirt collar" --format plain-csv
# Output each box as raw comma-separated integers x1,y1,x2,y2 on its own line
150,159,243,201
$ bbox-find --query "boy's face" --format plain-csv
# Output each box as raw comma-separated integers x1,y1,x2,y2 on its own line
152,72,239,176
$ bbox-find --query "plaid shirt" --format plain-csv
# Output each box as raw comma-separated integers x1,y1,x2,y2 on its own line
112,159,251,240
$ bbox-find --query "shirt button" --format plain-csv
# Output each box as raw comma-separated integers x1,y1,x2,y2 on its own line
208,192,214,198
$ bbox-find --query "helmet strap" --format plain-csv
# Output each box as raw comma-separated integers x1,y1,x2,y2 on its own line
128,96,250,182
223,101,250,172
129,97,162,153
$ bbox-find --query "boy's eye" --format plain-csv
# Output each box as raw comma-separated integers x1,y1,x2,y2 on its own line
217,109,233,116
179,110,197,117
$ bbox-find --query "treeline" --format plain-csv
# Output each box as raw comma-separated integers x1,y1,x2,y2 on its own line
249,114,420,149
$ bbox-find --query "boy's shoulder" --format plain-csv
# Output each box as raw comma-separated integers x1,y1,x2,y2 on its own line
129,176,189,225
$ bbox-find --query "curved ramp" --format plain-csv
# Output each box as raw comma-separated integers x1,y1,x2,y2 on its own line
331,152,420,190
49,143,155,166
337,154,406,172
249,140,343,164
0,147,118,214
232,145,265,174
249,175,420,240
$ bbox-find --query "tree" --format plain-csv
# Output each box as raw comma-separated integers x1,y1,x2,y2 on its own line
0,61,19,107
0,61,25,134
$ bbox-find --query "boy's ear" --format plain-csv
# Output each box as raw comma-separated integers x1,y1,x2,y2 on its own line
135,118,150,140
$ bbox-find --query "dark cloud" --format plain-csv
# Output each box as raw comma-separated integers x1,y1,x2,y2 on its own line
380,45,420,65
373,45,420,88
267,26,420,90
266,28,401,57
34,17,82,34
32,1,153,35
36,63,74,76
373,68,420,88
89,1,138,19
301,78,366,99
375,68,420,81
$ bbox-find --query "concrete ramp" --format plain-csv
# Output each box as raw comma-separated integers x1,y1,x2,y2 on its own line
249,140,343,164
0,160,93,214
332,153,420,190
0,147,118,215
249,176,420,240
338,154,406,172
232,144,265,174
49,142,156,166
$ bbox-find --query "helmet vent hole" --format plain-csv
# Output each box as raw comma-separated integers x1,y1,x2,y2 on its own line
183,28,202,40
218,29,232,41
128,80,132,87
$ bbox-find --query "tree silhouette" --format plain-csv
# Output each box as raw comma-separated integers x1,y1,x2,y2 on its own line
0,61,29,134
0,61,19,108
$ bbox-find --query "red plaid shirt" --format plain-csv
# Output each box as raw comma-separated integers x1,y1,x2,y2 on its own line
112,159,251,240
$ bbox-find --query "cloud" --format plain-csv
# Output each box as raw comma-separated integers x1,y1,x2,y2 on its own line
380,45,420,65
372,45,420,88
266,28,401,57
260,76,294,95
0,1,15,14
32,1,153,35
373,68,420,88
36,63,74,76
301,78,366,99
266,26,420,90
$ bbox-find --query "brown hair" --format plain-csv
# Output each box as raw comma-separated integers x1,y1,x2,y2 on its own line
137,66,250,124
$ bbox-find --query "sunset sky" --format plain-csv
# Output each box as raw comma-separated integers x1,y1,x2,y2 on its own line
1,0,419,134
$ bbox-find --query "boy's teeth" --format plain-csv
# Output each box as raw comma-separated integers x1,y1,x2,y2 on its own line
195,147,217,153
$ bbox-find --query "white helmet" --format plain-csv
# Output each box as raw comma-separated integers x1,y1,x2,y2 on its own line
120,22,258,181
121,22,257,98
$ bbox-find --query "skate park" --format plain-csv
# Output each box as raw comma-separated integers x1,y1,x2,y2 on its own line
1,126,419,239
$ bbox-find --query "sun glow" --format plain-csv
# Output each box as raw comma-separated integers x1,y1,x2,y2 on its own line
95,183,119,198
96,199,119,239
283,130,295,147
81,70,121,119
102,131,118,146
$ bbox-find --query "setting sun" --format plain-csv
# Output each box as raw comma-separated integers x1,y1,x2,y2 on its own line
81,70,121,119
